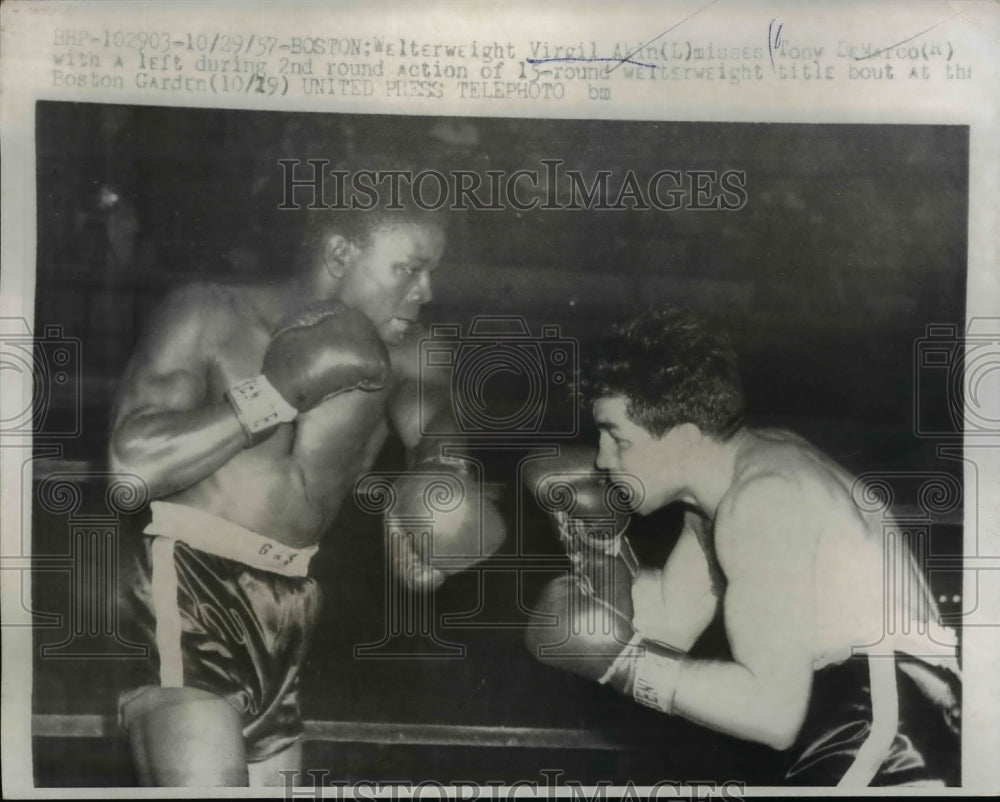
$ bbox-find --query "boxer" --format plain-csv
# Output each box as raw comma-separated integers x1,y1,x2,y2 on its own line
525,305,960,786
110,201,503,786
521,446,641,678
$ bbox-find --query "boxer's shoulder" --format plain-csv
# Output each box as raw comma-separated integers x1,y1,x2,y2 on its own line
720,469,805,528
161,280,232,312
733,432,838,499
129,282,275,393
715,459,818,575
148,282,241,340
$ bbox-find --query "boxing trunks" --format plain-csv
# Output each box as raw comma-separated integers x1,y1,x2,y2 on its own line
785,651,961,786
118,501,321,762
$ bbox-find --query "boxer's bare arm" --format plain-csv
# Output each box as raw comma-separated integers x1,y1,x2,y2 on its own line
666,475,816,750
632,511,719,651
387,331,457,462
382,336,457,591
109,286,248,498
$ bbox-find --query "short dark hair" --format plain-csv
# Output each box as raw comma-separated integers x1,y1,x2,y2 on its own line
582,305,745,439
299,158,448,265
301,203,448,258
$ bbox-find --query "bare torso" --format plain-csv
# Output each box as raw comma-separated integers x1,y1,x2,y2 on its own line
169,390,391,548
114,282,416,549
718,428,953,666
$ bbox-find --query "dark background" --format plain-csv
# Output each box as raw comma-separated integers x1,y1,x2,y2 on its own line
30,102,967,785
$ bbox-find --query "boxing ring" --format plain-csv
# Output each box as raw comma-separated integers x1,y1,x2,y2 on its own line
34,714,629,750
26,459,964,787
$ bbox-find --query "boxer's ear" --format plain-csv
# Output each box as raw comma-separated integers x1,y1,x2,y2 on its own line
322,234,356,278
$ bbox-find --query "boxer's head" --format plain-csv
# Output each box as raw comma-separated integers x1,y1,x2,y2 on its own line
583,305,744,512
300,188,448,345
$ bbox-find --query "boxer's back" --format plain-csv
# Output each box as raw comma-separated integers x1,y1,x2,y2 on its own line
725,429,948,667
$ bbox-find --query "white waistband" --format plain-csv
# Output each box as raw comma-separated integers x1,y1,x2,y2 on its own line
143,501,318,577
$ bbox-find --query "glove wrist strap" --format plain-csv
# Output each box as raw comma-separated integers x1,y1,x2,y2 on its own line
631,639,687,715
226,375,298,445
598,635,687,715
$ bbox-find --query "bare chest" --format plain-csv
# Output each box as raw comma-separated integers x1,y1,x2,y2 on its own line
194,319,395,529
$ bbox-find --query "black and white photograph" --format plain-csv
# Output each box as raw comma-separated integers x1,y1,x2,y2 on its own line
2,1,998,797
22,102,967,789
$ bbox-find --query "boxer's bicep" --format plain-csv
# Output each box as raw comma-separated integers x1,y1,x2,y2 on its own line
633,525,717,650
386,378,422,453
718,477,816,736
110,289,215,460
109,290,254,496
114,301,211,426
387,333,457,458
387,378,458,456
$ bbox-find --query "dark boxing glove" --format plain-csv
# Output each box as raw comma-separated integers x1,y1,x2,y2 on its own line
387,455,506,591
523,446,641,591
526,572,688,715
524,573,636,684
226,301,391,443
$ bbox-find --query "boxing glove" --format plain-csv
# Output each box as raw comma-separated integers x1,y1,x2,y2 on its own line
523,446,640,590
524,572,636,684
387,456,506,589
525,573,688,715
226,301,391,443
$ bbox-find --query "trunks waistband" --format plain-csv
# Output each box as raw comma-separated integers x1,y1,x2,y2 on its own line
144,501,318,577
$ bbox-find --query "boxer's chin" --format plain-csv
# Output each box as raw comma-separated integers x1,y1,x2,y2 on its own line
382,316,414,343
611,476,648,516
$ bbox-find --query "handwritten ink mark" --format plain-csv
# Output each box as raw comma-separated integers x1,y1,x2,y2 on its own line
527,56,656,69
768,18,783,73
855,12,960,60
605,0,722,75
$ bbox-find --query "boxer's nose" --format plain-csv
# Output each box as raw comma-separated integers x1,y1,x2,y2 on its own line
411,270,433,304
594,433,614,471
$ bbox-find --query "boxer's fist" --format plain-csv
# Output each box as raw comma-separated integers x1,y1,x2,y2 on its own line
226,301,391,443
523,446,640,588
263,301,390,412
523,446,632,541
388,458,506,590
524,574,637,685
526,572,688,714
